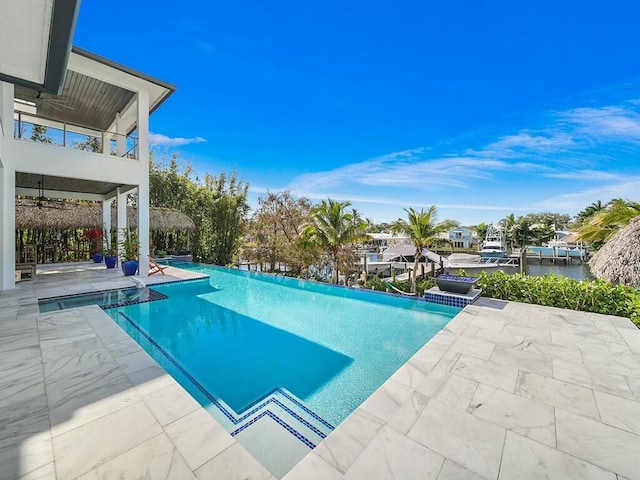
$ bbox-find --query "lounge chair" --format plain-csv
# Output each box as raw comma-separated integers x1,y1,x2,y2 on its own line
148,255,169,276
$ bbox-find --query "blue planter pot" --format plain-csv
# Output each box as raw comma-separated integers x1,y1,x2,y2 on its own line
93,252,103,263
123,260,139,276
105,256,118,269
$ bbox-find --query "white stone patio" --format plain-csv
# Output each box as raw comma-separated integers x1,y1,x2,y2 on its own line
1,263,639,479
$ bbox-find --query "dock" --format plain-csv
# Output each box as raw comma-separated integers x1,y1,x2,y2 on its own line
510,248,588,265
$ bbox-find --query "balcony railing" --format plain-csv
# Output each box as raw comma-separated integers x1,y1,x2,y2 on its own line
13,111,138,159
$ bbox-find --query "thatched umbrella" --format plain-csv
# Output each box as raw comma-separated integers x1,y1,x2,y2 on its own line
589,215,640,287
16,200,195,231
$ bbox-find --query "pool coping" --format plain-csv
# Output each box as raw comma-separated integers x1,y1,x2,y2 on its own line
1,262,640,479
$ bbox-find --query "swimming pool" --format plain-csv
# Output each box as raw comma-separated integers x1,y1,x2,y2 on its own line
104,265,460,476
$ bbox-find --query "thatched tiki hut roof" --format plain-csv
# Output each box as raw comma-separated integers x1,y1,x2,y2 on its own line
16,200,195,231
590,215,640,287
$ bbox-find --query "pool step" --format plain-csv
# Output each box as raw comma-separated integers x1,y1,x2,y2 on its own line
230,389,334,448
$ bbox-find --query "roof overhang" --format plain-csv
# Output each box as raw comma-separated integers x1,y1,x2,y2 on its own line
0,0,80,94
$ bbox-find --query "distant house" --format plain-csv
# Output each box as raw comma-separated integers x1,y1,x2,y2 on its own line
448,227,477,249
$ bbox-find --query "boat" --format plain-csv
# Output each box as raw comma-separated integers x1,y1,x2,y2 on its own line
527,238,588,259
444,253,519,275
479,224,507,258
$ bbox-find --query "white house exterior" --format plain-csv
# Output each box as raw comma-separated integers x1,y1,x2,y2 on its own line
0,5,174,291
448,226,477,249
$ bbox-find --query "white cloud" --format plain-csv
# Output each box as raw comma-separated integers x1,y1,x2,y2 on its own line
149,133,207,147
560,106,640,139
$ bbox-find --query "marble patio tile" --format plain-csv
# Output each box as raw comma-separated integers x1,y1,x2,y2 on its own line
114,348,158,375
42,344,117,383
76,432,196,480
469,383,556,447
451,354,519,393
490,344,554,377
499,430,615,480
125,364,176,397
423,328,457,351
468,326,525,348
0,431,53,480
433,374,478,410
594,390,640,436
469,314,505,331
47,371,140,437
0,393,49,445
408,398,506,480
556,408,640,480
102,337,143,359
0,344,42,370
415,350,462,397
194,443,274,480
359,378,413,423
343,426,445,480
553,358,635,401
581,348,639,378
607,315,639,330
0,361,45,408
16,462,56,480
52,401,162,479
505,324,551,342
143,382,201,426
444,311,475,336
283,452,342,480
314,409,385,474
0,315,37,335
437,459,488,480
39,335,103,364
449,335,495,361
387,390,431,435
164,408,235,471
517,371,600,421
627,375,640,402
523,339,583,364
390,357,435,389
0,330,40,355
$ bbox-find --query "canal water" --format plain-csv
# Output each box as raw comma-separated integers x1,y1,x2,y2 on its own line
525,263,594,281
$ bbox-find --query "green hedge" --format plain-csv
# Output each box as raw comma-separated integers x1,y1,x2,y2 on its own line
474,271,640,326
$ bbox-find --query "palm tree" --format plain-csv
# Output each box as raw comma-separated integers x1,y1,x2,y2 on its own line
392,206,458,294
301,199,369,284
577,198,640,246
575,200,606,225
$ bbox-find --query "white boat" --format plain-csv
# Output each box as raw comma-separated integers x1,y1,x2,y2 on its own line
479,224,507,258
527,237,588,258
444,253,518,275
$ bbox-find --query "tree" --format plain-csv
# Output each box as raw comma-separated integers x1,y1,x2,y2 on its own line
247,191,312,274
73,136,102,152
392,206,458,294
301,199,369,284
30,124,52,144
577,198,640,247
574,200,605,225
149,153,249,264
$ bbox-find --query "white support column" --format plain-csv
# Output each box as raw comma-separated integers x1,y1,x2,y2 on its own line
102,198,112,250
136,90,150,277
0,81,16,291
117,187,127,258
115,112,125,157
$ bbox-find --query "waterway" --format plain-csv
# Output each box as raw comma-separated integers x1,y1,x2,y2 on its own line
525,262,594,281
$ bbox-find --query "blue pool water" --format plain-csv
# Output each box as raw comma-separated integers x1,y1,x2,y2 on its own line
103,265,460,476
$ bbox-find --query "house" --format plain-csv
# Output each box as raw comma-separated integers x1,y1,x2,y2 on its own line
0,1,175,291
447,226,477,249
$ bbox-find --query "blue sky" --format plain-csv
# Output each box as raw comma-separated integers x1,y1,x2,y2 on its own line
74,1,640,226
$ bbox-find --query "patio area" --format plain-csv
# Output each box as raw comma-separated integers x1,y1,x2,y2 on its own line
1,263,640,479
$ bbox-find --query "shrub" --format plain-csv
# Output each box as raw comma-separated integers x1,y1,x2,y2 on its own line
363,276,437,296
473,271,640,326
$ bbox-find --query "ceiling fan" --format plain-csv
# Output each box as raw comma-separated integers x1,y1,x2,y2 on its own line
35,91,74,112
34,176,66,210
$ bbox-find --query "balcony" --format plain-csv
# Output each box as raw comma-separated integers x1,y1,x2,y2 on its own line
13,110,138,159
